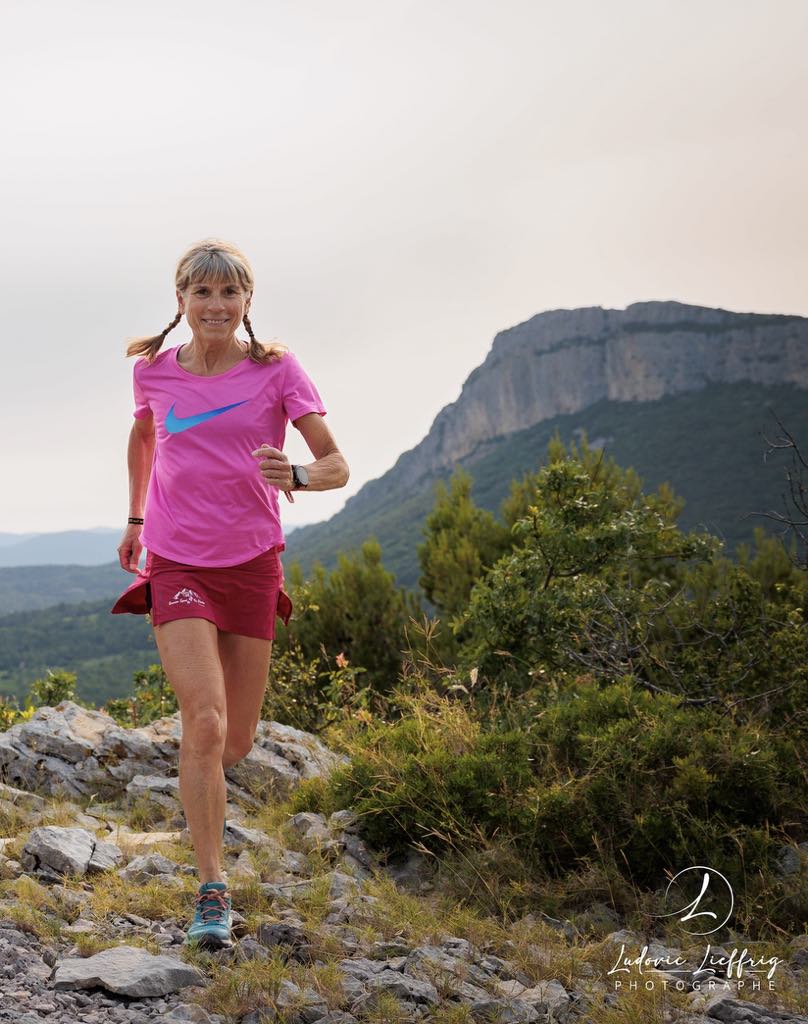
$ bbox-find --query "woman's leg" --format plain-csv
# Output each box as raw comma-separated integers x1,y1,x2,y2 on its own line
217,632,273,768
153,617,227,884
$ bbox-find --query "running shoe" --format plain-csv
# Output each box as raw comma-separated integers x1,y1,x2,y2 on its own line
184,880,233,949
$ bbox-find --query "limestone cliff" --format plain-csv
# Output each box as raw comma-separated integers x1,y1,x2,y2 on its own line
381,300,807,492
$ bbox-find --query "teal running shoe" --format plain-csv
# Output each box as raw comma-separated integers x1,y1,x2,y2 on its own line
185,881,233,949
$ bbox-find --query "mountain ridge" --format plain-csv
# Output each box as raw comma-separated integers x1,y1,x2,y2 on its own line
366,300,807,497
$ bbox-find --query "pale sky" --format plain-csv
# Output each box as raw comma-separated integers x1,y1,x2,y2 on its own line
1,0,806,534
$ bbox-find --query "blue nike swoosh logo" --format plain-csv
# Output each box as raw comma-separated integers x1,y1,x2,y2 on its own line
165,400,249,433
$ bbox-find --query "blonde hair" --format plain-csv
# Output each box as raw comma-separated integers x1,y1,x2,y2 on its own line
125,238,288,365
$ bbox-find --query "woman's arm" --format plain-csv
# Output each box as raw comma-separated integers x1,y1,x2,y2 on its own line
252,412,349,493
128,414,156,515
292,412,349,490
117,415,155,572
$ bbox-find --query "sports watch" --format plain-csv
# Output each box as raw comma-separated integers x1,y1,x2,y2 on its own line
291,464,309,490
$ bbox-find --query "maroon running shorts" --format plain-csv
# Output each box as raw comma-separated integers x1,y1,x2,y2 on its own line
110,546,293,641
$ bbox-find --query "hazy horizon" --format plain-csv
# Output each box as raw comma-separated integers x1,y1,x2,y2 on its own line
2,0,806,535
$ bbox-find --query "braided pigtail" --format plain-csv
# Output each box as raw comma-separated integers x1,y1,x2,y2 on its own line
125,309,183,362
243,312,288,364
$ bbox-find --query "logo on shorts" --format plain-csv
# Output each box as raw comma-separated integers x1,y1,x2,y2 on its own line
168,588,206,607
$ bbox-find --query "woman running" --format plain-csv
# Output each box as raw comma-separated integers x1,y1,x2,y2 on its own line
110,238,349,949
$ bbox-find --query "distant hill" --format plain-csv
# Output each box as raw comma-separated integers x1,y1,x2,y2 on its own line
0,562,137,616
0,525,301,570
0,596,158,706
0,532,38,549
0,528,122,567
0,525,299,615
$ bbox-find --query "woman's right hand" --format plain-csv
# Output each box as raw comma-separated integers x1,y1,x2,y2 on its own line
118,524,144,573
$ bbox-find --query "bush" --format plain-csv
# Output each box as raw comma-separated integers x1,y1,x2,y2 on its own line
524,677,801,882
1,669,96,731
105,664,177,728
292,685,535,860
293,675,806,934
280,538,423,693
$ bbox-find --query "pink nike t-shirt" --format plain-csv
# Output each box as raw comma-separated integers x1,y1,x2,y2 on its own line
131,343,327,566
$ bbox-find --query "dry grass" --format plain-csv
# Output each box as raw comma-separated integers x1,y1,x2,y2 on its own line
0,899,63,940
121,794,177,833
1,778,805,1021
191,949,294,1021
85,871,192,925
287,958,350,1010
583,982,691,1024
0,801,29,841
0,873,74,939
69,931,162,957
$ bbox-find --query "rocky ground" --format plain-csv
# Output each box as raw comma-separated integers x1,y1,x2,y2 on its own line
0,701,805,1024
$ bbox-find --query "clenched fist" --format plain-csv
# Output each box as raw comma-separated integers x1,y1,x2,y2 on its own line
251,444,294,491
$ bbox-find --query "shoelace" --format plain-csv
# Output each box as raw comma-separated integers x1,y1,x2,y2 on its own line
194,888,231,923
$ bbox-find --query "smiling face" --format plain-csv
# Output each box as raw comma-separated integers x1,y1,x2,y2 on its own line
177,276,252,344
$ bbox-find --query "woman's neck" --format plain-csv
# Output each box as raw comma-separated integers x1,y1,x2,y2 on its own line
179,337,248,375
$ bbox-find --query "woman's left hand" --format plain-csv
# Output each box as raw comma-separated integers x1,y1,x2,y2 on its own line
251,444,294,490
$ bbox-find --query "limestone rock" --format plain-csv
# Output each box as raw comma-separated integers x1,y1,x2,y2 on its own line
126,773,182,810
0,700,347,806
704,994,808,1023
0,781,46,810
51,944,204,996
163,1005,220,1023
361,968,440,1006
229,849,259,882
775,842,808,877
223,820,273,848
20,825,122,879
119,851,182,882
517,979,571,1021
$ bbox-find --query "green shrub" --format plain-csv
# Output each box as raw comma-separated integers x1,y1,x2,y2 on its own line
523,677,801,885
296,676,806,933
105,664,177,727
280,538,422,694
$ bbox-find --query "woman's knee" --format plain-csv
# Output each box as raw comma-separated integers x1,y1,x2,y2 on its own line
222,734,254,767
153,618,227,752
181,704,228,754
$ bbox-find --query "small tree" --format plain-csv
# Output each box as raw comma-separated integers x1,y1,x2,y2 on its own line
29,669,78,707
105,664,177,728
281,538,422,693
745,413,808,571
417,467,509,625
457,450,715,697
